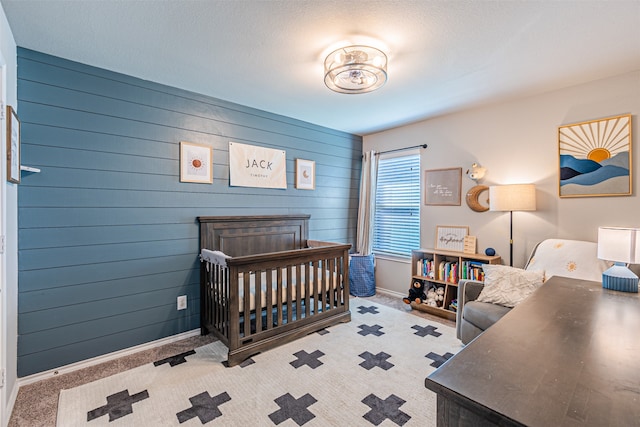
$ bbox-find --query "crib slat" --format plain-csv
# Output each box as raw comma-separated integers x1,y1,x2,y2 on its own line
295,265,302,320
276,267,283,326
310,260,318,314
266,268,273,330
222,266,229,337
329,258,336,308
255,270,263,333
243,273,251,337
319,259,326,312
303,262,314,317
286,265,293,324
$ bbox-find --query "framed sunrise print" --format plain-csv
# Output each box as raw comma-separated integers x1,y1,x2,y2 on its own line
180,141,213,183
558,114,632,198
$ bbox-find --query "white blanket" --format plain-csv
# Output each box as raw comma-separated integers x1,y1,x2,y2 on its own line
200,249,230,267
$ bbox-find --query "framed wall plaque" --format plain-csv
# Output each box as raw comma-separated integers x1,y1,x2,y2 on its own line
6,105,20,184
425,167,462,205
435,225,469,252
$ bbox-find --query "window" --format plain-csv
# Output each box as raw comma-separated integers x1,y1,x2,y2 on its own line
372,153,420,257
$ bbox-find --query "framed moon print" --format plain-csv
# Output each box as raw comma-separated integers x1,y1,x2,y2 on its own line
558,114,632,198
180,141,213,183
295,158,315,190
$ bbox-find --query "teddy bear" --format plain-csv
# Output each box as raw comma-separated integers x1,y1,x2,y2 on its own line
403,281,427,304
425,288,438,306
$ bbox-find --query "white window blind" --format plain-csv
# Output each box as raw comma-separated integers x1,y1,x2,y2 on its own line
373,153,420,257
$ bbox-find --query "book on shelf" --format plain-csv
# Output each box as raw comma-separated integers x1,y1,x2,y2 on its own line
417,258,435,277
438,260,459,283
460,260,485,281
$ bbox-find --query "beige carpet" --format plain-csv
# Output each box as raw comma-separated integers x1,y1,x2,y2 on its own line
57,302,462,426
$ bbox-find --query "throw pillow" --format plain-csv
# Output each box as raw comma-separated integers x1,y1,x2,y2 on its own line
476,264,545,308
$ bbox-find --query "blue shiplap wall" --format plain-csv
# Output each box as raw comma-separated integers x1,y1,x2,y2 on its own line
17,48,362,377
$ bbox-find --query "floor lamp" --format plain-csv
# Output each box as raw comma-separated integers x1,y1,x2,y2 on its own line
489,184,536,266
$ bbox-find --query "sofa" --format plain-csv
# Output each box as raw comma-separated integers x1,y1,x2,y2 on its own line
456,239,610,344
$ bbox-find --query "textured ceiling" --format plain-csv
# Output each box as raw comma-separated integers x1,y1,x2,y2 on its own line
2,0,640,135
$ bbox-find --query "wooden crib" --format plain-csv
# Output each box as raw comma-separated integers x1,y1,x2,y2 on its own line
198,215,351,366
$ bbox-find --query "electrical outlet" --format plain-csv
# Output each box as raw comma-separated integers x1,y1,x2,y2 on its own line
177,295,187,310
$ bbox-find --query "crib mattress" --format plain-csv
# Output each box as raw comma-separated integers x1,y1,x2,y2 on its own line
237,267,339,312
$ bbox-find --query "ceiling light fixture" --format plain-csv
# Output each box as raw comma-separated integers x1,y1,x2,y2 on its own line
324,45,387,94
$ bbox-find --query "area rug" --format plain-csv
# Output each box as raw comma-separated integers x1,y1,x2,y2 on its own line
57,303,462,426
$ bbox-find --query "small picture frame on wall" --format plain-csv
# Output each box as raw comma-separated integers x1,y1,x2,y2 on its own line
295,158,315,190
435,225,469,252
6,105,20,184
424,167,462,205
180,141,213,183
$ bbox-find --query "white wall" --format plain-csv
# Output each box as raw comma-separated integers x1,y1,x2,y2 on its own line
365,71,640,295
0,3,17,424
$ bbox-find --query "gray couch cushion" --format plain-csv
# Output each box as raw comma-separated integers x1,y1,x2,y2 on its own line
463,301,511,331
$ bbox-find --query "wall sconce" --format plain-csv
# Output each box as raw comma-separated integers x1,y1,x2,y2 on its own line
324,45,387,94
597,226,639,292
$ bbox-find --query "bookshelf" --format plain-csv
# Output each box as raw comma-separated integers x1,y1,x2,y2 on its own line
410,248,501,321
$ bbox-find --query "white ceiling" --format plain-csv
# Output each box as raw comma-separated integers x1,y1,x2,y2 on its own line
2,0,640,136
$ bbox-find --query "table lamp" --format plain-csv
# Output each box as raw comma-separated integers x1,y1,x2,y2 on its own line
489,184,536,266
597,226,640,293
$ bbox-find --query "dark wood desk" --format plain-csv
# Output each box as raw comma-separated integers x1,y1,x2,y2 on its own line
425,276,640,426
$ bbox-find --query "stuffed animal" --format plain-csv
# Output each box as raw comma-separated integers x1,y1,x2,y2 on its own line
436,287,445,302
403,281,427,304
426,289,438,306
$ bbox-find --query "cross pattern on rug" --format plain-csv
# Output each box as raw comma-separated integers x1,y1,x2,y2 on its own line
86,389,149,422
358,324,385,336
411,324,442,338
425,351,455,368
290,350,325,369
175,391,231,424
153,349,196,367
361,393,411,426
60,302,463,426
359,351,394,371
268,392,317,426
357,305,380,315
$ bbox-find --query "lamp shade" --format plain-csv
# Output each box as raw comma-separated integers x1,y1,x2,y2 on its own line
597,227,640,264
489,184,536,212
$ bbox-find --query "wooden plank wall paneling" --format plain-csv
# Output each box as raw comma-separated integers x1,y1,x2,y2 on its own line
16,48,362,377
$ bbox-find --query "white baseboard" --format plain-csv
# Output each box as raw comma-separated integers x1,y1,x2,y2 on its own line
15,329,201,388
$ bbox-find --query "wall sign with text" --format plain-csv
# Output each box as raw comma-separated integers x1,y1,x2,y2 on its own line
229,141,287,189
424,167,462,206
